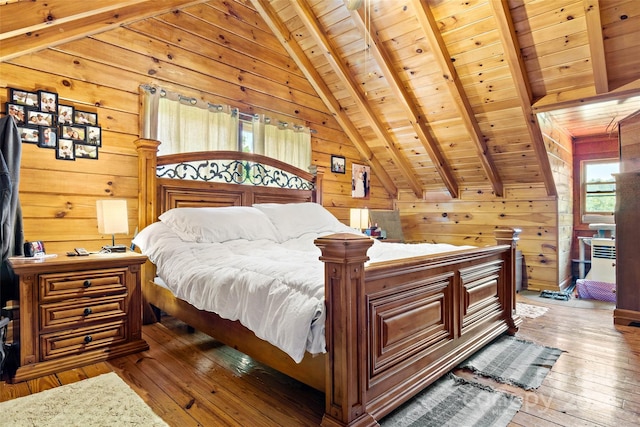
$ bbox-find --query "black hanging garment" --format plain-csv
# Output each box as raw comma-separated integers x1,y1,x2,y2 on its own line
0,115,24,306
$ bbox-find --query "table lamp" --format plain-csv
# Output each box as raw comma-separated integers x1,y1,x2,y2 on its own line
350,208,369,233
96,199,128,252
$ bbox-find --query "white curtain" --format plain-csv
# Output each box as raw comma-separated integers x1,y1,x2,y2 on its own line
157,98,237,156
262,121,311,171
140,85,311,170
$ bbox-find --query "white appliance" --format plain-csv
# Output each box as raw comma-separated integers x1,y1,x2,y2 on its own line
588,237,616,284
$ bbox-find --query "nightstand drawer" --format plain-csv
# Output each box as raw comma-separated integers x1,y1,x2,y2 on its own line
40,268,128,301
40,294,127,330
40,321,127,361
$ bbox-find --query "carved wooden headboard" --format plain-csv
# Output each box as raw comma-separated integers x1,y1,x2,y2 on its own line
135,139,323,231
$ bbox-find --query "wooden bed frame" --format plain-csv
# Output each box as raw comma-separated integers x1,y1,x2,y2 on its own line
136,139,522,427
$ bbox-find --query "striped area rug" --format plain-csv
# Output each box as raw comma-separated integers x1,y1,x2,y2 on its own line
380,373,522,427
458,335,563,390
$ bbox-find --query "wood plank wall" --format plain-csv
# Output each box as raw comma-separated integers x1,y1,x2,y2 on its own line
0,0,569,291
0,1,392,256
539,112,573,290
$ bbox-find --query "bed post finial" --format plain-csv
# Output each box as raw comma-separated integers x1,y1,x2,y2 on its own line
135,139,160,231
314,233,377,427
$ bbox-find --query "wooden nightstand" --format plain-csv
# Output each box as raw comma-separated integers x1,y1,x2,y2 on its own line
7,251,149,382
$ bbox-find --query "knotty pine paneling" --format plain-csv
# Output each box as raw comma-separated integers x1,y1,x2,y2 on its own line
398,181,561,291
1,0,392,257
540,113,573,289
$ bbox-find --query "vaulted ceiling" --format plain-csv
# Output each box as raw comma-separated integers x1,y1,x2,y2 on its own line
2,0,639,199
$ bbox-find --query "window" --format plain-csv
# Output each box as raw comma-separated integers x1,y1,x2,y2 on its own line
582,160,619,216
239,116,254,153
141,85,311,170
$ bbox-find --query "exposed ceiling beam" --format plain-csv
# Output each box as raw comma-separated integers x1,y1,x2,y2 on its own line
412,0,504,197
349,6,459,199
291,0,424,199
489,0,557,198
532,79,640,113
249,0,398,198
583,0,609,94
0,0,208,62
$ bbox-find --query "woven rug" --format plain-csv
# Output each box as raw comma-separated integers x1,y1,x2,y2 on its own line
0,372,168,426
380,373,522,427
458,335,563,390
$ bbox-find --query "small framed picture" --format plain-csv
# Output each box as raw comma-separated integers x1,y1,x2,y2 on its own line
74,143,98,159
61,125,86,142
56,139,75,160
38,90,58,113
9,88,38,107
38,126,58,149
5,103,26,125
331,155,346,174
58,104,74,125
18,126,40,144
74,110,97,125
26,110,54,127
85,125,101,147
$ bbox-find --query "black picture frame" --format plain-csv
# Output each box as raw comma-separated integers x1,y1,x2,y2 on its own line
331,155,346,174
38,126,58,149
9,88,38,108
26,110,54,127
5,102,26,125
58,104,74,125
56,139,75,160
17,126,40,144
38,90,58,114
74,143,99,159
74,110,97,126
61,125,86,142
85,125,101,147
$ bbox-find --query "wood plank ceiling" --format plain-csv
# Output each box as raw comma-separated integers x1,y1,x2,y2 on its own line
2,0,639,199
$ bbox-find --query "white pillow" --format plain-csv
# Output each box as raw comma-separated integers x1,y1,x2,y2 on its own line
253,202,353,241
158,206,280,243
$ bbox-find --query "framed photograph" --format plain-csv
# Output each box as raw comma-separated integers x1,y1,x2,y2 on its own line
26,110,54,127
351,163,371,199
61,125,86,142
85,125,101,147
56,139,75,160
58,104,74,125
38,126,58,149
331,155,346,174
6,103,26,125
17,126,40,144
9,88,38,107
74,110,97,125
38,90,58,113
74,143,98,159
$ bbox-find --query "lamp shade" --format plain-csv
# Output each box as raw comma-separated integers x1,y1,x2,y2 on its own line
96,199,129,235
349,208,369,230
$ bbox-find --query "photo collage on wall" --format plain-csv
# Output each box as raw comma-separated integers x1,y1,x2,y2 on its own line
5,88,101,160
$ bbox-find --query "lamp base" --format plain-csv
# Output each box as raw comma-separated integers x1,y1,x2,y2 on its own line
102,244,127,253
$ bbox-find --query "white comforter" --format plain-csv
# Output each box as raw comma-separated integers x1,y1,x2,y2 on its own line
133,222,473,363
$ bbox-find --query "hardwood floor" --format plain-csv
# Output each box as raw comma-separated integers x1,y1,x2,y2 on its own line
2,294,639,426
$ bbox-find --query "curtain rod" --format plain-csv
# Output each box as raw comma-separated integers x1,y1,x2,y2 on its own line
141,84,317,134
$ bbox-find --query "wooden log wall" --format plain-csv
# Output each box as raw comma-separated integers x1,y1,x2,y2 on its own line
0,1,392,256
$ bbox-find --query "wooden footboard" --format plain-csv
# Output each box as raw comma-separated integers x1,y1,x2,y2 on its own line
315,229,520,426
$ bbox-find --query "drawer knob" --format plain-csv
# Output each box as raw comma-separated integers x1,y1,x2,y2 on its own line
84,335,93,343
83,307,92,316
83,280,92,288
